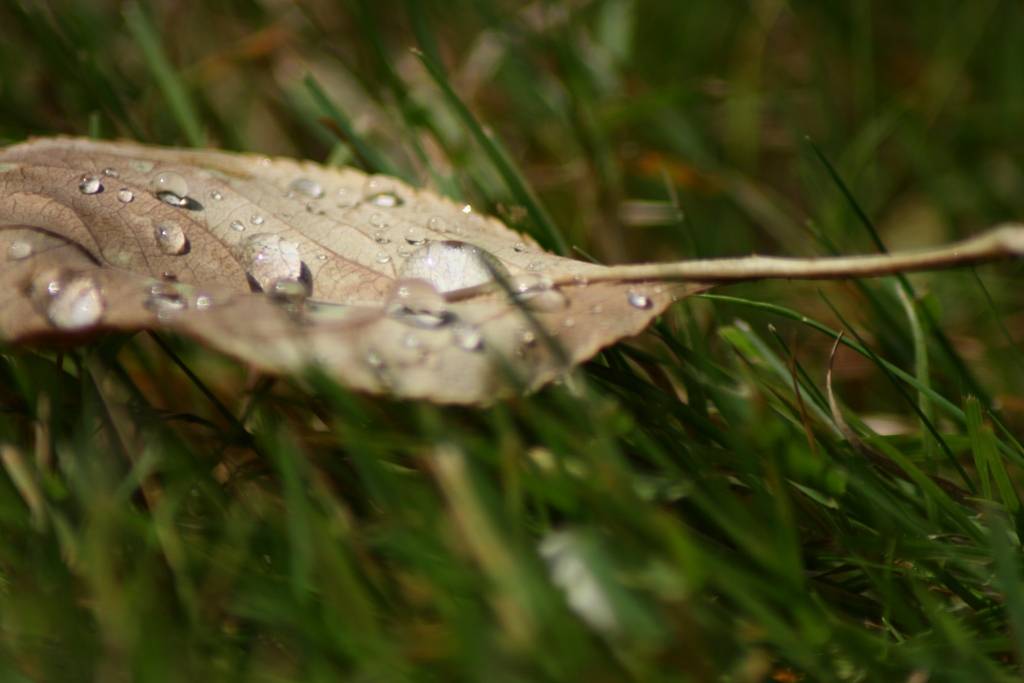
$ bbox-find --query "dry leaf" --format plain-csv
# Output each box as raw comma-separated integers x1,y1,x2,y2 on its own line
0,138,1020,404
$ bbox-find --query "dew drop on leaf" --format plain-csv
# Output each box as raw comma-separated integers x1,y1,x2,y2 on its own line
117,189,134,203
399,241,504,293
368,192,402,208
627,291,652,309
47,276,104,330
154,221,190,255
145,282,188,317
289,177,324,199
230,220,245,232
250,214,265,226
387,279,453,328
404,226,426,245
78,175,103,195
240,233,308,295
7,241,32,261
152,171,189,199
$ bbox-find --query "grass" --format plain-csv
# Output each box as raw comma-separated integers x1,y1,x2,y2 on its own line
2,1,1024,680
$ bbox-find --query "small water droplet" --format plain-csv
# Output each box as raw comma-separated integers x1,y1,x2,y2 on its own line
399,241,506,293
513,242,528,253
230,220,245,232
627,291,652,309
78,175,103,195
368,191,402,208
375,251,392,264
452,324,483,351
47,277,104,330
152,172,189,199
387,279,452,328
145,282,188,317
157,191,187,207
461,204,473,214
195,294,213,310
336,187,358,208
373,230,391,244
102,167,119,178
289,177,323,199
526,260,544,272
131,160,155,173
7,241,32,261
404,226,426,245
316,253,328,261
250,214,264,226
427,216,446,232
210,190,223,201
369,213,389,229
117,188,134,203
240,233,309,296
154,221,190,255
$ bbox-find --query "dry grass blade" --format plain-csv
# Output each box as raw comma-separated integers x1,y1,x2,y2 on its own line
0,137,1020,403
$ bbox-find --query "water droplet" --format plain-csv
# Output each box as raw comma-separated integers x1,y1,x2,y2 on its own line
154,221,190,255
47,277,104,330
102,167,119,178
131,160,155,173
250,214,264,226
117,188,134,203
230,220,245,232
399,241,505,293
368,191,402,208
195,294,213,310
627,291,652,309
240,233,309,296
305,202,325,215
513,242,528,253
157,191,187,207
452,324,483,351
519,329,537,346
7,241,32,261
210,190,223,201
373,230,391,244
289,177,323,199
336,187,358,207
369,213,389,229
427,216,446,232
78,175,103,195
152,172,189,198
387,279,453,328
461,204,473,214
375,251,392,264
404,226,426,245
526,260,544,272
145,282,188,317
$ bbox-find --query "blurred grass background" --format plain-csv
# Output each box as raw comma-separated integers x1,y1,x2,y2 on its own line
2,0,1024,680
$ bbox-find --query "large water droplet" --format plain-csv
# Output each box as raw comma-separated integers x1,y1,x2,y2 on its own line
387,279,453,328
152,171,189,198
154,221,190,255
47,277,104,330
7,241,32,261
240,233,310,296
117,188,135,203
368,191,402,208
78,175,103,195
627,291,652,309
399,241,505,294
289,177,324,199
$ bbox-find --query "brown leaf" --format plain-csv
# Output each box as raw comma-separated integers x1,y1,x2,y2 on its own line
1,138,1021,404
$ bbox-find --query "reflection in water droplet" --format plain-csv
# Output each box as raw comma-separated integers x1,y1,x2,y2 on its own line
452,324,483,351
154,221,190,255
230,220,245,232
240,233,309,296
368,191,402,208
210,190,223,201
399,241,504,293
7,241,32,261
250,214,265,226
157,191,187,207
375,251,392,264
404,226,426,245
78,175,103,195
627,291,652,309
47,277,104,330
152,172,189,198
289,177,324,199
117,189,134,203
145,282,188,317
373,230,390,244
387,279,453,328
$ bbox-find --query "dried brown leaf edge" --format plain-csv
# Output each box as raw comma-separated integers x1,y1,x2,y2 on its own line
0,138,1020,404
